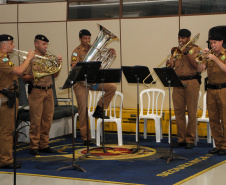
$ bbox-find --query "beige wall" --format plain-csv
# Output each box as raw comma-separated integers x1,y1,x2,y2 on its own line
0,2,225,109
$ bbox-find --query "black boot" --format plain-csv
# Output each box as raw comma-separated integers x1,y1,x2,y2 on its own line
93,105,110,119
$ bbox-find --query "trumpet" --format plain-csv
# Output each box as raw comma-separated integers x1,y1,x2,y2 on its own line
13,49,47,60
143,33,200,88
196,47,215,63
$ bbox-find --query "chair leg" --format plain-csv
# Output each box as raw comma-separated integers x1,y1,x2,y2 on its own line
144,119,147,139
116,120,123,146
89,117,96,139
207,122,211,143
155,119,161,143
96,119,101,146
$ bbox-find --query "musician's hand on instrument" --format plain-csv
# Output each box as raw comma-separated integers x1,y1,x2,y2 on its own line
207,54,217,61
203,48,209,54
57,55,62,64
109,48,116,56
26,50,35,62
166,60,174,68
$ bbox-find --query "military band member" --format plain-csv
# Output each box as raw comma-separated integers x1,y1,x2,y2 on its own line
23,34,62,156
166,29,201,149
0,34,34,168
71,29,116,146
197,32,226,155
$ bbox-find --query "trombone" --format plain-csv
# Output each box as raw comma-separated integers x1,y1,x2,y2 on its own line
143,33,200,88
13,49,47,60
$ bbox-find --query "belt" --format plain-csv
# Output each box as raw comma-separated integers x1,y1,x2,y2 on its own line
178,75,200,80
33,85,52,90
206,83,226,89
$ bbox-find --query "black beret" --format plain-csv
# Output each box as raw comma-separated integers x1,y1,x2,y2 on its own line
79,29,91,38
35,34,49,42
0,34,14,42
178,29,191,37
209,32,224,41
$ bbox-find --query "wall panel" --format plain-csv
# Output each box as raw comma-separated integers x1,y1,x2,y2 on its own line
121,17,179,108
0,4,17,22
18,2,67,22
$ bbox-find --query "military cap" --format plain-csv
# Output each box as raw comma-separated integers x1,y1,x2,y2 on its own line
209,32,224,41
0,34,14,42
79,29,91,38
178,29,191,37
35,34,49,42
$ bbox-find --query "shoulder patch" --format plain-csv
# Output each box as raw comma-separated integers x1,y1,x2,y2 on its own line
73,53,78,56
72,57,77,61
8,61,14,67
189,50,193,54
2,58,9,62
221,55,225,60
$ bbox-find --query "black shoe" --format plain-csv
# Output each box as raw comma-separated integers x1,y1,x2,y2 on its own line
40,147,56,153
30,149,41,155
0,162,21,169
209,148,220,154
218,149,226,156
83,140,91,146
185,143,194,149
172,142,186,148
93,105,110,119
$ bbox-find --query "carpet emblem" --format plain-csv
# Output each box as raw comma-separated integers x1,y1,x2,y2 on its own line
75,144,156,160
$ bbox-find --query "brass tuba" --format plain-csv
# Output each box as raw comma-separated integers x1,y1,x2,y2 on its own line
14,49,62,83
83,24,118,69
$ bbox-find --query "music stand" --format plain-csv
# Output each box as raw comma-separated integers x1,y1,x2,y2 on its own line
57,66,86,172
122,66,153,154
153,67,187,163
75,61,102,160
90,68,121,153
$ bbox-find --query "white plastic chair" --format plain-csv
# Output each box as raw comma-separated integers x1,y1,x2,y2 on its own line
168,91,201,144
196,92,215,147
74,90,101,139
96,91,123,146
136,88,165,143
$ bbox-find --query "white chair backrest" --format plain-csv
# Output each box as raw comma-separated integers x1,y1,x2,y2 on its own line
140,88,165,116
108,91,123,119
200,92,207,118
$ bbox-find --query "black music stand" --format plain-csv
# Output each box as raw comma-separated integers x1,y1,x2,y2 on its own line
75,61,102,160
57,66,86,172
154,67,187,163
122,66,153,154
90,69,122,153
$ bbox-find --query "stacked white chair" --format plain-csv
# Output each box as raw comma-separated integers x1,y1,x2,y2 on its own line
136,88,165,143
96,91,124,146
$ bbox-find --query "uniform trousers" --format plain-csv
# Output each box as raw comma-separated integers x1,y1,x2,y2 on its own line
172,79,200,143
0,99,18,167
207,88,226,149
73,82,116,141
28,88,54,149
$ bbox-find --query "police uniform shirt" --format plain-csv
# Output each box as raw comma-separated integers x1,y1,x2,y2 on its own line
71,44,91,67
24,57,52,87
0,52,17,97
173,44,201,76
202,48,226,85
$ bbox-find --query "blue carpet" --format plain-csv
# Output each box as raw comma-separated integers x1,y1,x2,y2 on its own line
1,133,226,185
